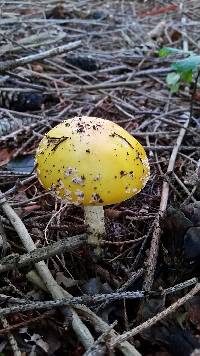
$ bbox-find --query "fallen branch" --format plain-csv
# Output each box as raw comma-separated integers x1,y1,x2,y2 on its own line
0,31,67,55
0,291,144,316
141,7,195,292
109,282,200,348
0,194,140,356
0,194,94,350
0,311,55,336
0,278,196,311
0,41,81,72
143,113,191,291
0,234,86,273
1,316,21,356
83,321,117,356
97,269,144,312
77,305,141,356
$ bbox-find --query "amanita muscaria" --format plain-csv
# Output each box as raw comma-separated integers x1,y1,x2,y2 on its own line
35,116,150,254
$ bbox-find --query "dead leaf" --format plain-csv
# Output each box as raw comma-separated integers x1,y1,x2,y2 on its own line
161,207,192,255
31,64,44,73
82,277,102,295
148,20,166,40
184,227,200,260
46,5,66,19
105,208,123,219
21,204,41,213
0,148,14,166
170,29,182,42
56,272,80,288
182,201,200,225
30,333,49,353
186,297,200,329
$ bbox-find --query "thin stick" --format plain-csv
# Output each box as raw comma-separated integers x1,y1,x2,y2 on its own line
0,194,94,350
0,41,81,72
1,316,21,356
76,304,142,356
0,311,55,336
0,291,145,316
0,277,196,317
109,282,200,347
143,7,192,290
143,115,191,291
83,321,118,356
96,269,144,312
0,194,139,355
0,235,86,273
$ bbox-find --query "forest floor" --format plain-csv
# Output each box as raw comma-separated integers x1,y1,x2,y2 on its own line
0,0,200,355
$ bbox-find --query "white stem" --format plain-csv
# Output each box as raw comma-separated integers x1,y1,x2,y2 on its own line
84,206,105,254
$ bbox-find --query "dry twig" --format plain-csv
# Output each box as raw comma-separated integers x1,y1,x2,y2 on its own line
0,193,94,350
0,41,82,72
109,282,200,348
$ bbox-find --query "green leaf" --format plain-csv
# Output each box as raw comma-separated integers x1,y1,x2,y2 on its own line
159,48,173,57
159,47,192,57
166,73,181,94
166,72,180,86
172,55,200,72
180,69,193,83
170,82,180,94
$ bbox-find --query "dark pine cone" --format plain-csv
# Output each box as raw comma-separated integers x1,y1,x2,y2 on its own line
0,91,58,111
65,56,99,72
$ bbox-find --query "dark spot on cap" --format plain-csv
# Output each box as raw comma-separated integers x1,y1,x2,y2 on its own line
86,149,90,153
120,170,127,177
92,193,103,203
77,124,85,133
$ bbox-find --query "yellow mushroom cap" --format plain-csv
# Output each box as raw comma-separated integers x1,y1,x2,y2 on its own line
35,116,150,206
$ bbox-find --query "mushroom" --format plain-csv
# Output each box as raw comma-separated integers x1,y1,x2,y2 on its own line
35,116,150,254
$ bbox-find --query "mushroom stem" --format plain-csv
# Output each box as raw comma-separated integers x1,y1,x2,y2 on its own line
84,206,106,254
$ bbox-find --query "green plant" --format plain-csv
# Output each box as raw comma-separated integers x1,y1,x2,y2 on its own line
159,47,200,93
